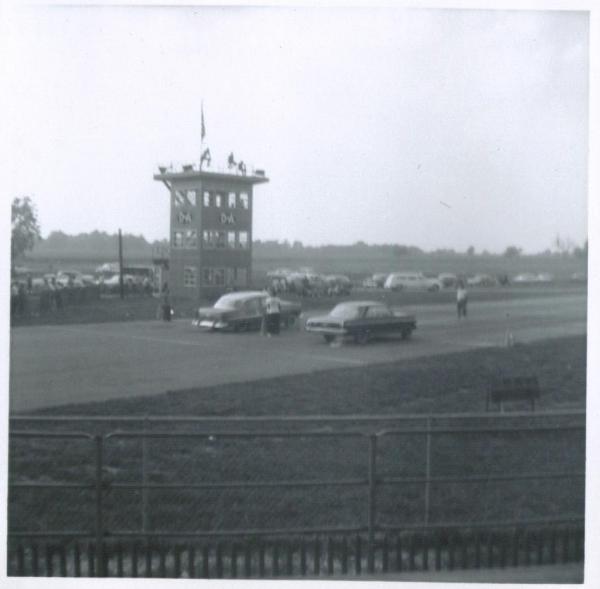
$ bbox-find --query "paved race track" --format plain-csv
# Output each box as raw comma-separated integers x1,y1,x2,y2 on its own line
9,292,587,412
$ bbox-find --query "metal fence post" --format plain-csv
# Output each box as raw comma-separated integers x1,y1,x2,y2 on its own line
367,434,377,573
424,417,432,525
142,417,149,533
94,435,105,577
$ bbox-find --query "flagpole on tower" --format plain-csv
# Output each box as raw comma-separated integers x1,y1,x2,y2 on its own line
200,101,209,170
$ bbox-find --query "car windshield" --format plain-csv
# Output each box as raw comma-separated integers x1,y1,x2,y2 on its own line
329,303,363,319
214,295,258,310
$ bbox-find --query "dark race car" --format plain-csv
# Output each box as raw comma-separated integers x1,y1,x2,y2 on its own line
192,291,301,332
305,300,416,344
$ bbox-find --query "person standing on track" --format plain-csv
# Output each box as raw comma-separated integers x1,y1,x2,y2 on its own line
456,279,468,319
265,288,282,336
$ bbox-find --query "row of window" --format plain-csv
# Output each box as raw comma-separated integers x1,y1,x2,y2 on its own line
183,266,248,287
174,189,249,210
173,230,249,249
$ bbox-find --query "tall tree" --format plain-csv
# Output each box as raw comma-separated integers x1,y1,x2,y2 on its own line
11,197,41,261
503,245,522,258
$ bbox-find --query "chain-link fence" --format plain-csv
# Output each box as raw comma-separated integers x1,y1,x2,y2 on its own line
8,410,585,577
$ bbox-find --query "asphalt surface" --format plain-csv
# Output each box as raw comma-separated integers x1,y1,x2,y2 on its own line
9,292,586,412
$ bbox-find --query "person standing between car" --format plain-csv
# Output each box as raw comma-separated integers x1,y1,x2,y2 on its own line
456,280,468,319
265,288,282,336
260,289,268,335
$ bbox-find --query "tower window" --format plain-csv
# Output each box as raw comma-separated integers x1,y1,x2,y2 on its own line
239,192,249,209
183,267,197,287
183,230,197,248
173,231,184,248
202,230,216,248
186,190,197,206
214,268,225,286
175,189,197,207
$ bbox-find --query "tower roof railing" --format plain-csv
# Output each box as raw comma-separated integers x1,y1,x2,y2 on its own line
156,161,266,178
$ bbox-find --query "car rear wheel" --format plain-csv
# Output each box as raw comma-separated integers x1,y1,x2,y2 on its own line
401,328,412,340
323,334,335,343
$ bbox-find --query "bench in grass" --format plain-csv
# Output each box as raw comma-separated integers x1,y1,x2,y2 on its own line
486,376,540,412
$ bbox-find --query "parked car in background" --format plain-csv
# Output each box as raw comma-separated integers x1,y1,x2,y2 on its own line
362,273,388,289
536,273,554,283
467,274,497,287
437,273,458,288
513,273,539,284
324,275,352,295
56,271,87,288
100,273,136,293
384,272,441,292
305,301,416,344
193,291,302,332
266,268,293,279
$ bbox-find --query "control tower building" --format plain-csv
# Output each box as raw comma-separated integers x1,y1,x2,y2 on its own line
154,161,268,300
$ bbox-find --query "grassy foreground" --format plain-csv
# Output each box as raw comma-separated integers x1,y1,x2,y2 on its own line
9,336,586,536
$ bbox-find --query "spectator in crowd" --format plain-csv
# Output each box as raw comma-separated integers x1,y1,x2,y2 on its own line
50,277,62,311
17,282,27,317
302,276,310,297
160,282,171,322
142,276,152,296
456,280,468,319
10,282,19,318
265,288,282,336
40,279,51,314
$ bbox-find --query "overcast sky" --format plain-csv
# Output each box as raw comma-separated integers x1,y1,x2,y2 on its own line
3,5,589,253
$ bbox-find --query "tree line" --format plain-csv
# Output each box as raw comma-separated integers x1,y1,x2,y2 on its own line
11,196,588,262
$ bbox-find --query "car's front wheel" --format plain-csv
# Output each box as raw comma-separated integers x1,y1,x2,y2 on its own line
323,334,335,343
401,328,412,340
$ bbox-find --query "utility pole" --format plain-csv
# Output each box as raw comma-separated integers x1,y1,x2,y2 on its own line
118,229,124,299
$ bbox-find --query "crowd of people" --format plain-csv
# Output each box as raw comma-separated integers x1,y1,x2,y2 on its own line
11,277,63,319
10,275,102,320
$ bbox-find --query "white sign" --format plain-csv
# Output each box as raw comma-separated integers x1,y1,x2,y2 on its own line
220,212,236,225
178,211,192,224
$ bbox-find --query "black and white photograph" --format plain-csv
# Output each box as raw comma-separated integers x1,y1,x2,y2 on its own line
2,0,598,586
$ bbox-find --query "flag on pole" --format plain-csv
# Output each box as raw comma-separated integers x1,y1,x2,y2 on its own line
201,103,206,142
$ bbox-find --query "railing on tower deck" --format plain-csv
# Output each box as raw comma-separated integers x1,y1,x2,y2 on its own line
156,161,266,178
